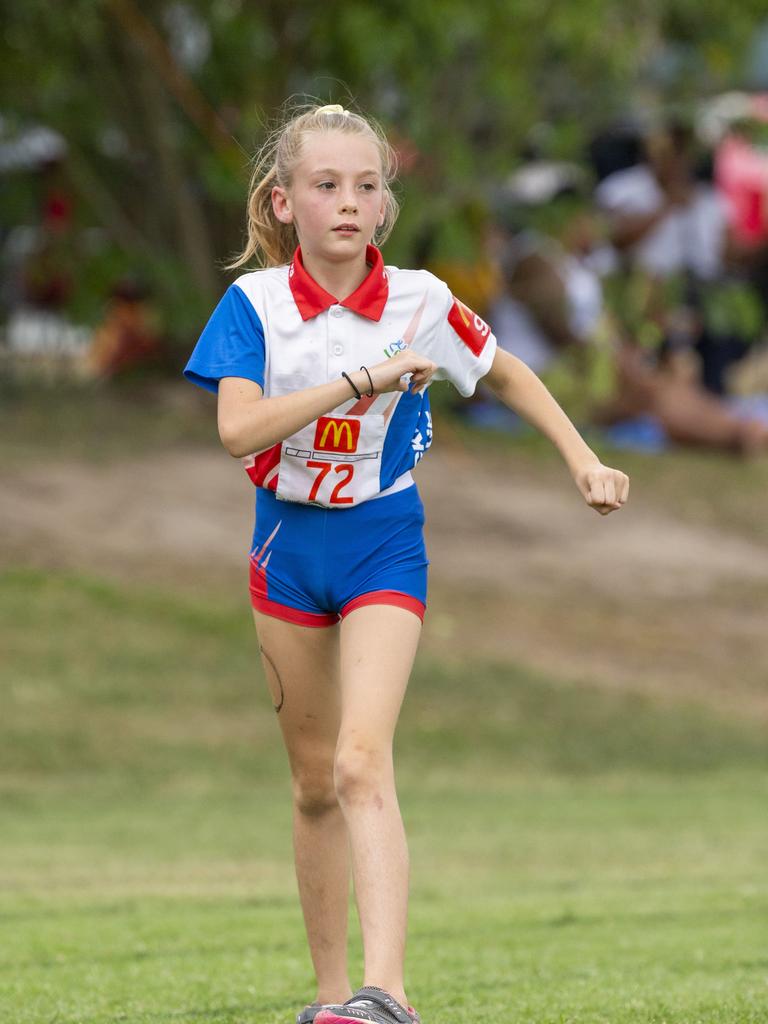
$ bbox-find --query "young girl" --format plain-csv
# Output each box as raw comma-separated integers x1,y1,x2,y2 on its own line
184,103,629,1024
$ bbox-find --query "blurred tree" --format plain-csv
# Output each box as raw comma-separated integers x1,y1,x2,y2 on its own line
0,0,765,345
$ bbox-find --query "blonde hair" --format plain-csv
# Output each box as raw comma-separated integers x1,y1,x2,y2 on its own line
225,102,400,270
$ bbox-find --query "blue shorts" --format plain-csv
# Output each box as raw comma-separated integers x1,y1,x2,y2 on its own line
249,483,429,627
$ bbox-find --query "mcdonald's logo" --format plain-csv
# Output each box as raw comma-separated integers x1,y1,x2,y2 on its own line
314,416,360,453
447,297,490,356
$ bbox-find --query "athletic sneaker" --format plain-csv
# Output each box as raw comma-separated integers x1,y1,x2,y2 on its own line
314,986,421,1024
297,1003,326,1024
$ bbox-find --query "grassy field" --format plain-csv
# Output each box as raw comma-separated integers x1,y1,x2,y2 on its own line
2,566,767,1023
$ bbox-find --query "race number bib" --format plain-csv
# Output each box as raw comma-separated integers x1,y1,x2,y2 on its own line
275,412,388,507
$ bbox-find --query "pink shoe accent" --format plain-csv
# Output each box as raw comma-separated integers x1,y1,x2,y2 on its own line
315,1010,419,1024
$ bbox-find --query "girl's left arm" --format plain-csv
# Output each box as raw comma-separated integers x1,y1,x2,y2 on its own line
483,348,629,515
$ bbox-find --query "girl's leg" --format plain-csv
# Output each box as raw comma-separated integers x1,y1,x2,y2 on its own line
335,604,423,1010
252,609,353,1006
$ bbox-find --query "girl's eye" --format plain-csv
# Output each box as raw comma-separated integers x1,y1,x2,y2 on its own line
316,180,377,191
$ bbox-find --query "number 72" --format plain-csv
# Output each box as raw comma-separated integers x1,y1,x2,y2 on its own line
307,460,354,504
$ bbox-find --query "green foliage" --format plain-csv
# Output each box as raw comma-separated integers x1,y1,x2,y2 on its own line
3,2,766,351
702,278,766,340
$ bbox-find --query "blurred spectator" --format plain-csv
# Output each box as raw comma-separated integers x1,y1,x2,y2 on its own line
490,186,606,379
2,153,93,371
22,158,76,311
595,121,725,280
709,94,768,338
84,277,164,380
716,122,768,247
485,173,768,455
594,119,766,394
588,120,644,184
483,167,616,421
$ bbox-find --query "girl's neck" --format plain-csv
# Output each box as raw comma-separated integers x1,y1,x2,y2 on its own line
300,247,370,301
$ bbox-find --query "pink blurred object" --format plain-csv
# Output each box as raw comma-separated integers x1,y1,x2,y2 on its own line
715,99,768,246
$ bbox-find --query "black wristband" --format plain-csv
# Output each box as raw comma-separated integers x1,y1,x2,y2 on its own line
359,365,374,397
342,371,362,399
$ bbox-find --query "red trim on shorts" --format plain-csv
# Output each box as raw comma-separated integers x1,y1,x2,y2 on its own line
249,558,338,627
340,590,426,622
250,590,339,628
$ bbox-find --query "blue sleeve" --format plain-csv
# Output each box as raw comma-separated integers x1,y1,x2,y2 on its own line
183,283,265,394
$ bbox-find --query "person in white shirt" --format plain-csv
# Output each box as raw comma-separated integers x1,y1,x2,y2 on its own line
595,121,729,281
594,121,763,394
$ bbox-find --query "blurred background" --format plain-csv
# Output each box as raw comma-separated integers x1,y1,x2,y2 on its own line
2,4,768,1023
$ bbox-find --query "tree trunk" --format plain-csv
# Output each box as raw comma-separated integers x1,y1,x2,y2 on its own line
118,22,218,302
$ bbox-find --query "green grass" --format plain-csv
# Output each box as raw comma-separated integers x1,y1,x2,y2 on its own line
2,568,768,1022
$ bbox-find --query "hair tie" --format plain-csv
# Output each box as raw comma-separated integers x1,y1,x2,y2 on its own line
359,365,374,397
317,104,348,116
342,371,362,399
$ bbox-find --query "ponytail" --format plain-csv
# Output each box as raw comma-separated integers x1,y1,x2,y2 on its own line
225,160,298,271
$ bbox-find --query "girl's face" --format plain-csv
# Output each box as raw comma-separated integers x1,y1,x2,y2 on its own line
272,129,387,265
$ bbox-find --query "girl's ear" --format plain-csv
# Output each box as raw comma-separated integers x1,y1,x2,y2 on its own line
272,185,293,225
377,194,387,228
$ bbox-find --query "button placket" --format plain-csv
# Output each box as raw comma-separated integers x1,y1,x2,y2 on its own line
327,306,348,382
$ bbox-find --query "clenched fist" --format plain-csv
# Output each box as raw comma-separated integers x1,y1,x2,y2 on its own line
573,462,630,515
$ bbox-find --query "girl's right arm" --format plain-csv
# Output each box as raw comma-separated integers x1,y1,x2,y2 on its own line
217,350,436,458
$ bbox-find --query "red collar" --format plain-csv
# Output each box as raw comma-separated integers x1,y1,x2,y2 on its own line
288,245,389,322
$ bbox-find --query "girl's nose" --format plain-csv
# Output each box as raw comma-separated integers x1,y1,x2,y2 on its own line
339,191,358,212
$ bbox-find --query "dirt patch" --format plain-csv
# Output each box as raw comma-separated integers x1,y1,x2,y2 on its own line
3,443,768,720
1,449,253,595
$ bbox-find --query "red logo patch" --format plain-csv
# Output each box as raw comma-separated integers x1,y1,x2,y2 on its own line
447,298,491,357
314,416,360,453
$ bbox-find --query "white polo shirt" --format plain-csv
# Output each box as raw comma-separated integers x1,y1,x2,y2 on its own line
184,245,497,508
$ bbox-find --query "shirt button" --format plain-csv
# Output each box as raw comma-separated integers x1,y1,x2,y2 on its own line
332,344,344,356
330,306,344,317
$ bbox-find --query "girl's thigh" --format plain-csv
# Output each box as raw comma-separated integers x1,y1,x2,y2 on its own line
338,604,422,747
252,609,341,770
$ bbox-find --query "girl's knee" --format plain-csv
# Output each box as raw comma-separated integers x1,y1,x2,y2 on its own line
333,741,392,804
291,764,338,817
